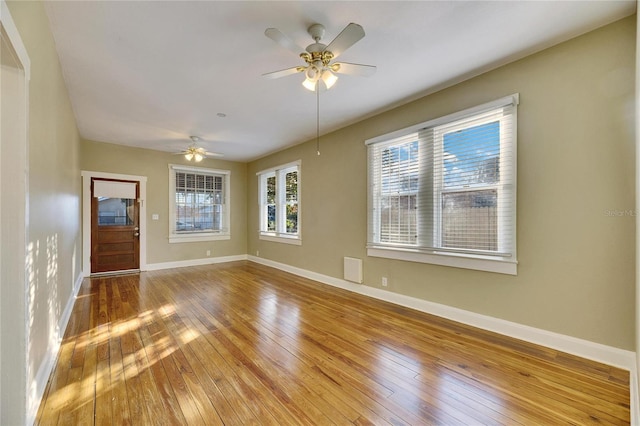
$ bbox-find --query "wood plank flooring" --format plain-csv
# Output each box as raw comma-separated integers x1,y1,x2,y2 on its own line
35,261,630,425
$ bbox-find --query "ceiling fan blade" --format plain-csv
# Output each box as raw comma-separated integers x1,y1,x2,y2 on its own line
265,28,303,55
204,152,224,158
262,66,304,80
332,62,376,77
324,23,365,59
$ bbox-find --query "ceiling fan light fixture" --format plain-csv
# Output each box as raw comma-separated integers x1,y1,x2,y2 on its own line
175,136,222,160
304,64,319,80
302,77,317,91
322,70,338,90
303,64,322,91
185,146,203,162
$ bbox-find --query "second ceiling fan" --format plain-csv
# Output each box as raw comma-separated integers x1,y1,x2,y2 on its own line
263,22,376,91
175,136,223,162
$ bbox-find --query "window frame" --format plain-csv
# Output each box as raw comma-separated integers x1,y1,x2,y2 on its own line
257,160,301,245
168,164,231,244
366,95,518,275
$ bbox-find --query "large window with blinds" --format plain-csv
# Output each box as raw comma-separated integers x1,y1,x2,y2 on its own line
366,95,518,274
257,161,301,245
168,164,230,243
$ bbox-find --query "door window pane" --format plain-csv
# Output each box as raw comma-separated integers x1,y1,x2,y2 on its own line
98,197,135,226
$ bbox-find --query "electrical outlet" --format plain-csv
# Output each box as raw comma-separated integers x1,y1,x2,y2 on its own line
206,250,211,256
381,277,388,287
256,250,260,257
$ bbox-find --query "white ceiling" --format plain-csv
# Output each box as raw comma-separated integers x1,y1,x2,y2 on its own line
45,1,635,162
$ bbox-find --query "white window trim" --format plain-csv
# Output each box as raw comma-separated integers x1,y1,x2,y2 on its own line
367,247,517,275
168,164,231,244
365,94,518,275
257,160,301,245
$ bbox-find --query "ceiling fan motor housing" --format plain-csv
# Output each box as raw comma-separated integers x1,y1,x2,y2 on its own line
307,23,325,42
306,24,329,55
306,42,327,53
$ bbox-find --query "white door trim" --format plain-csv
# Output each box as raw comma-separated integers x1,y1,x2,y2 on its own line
1,1,30,80
0,1,30,424
81,171,147,276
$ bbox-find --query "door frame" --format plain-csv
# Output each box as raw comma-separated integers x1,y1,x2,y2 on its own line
90,177,140,274
82,171,147,276
0,1,30,423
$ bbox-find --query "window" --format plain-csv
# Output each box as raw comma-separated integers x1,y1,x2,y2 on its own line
93,179,138,226
367,95,518,274
169,164,230,243
258,161,301,245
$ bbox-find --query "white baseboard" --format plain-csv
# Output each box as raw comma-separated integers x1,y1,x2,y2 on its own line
248,255,636,372
631,363,639,426
28,271,84,426
145,254,248,271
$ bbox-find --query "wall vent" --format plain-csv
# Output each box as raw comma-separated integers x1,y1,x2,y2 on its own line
343,257,363,284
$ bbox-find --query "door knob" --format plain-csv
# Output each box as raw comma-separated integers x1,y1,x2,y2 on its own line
134,232,140,237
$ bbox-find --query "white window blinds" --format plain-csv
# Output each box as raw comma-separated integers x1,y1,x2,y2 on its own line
369,132,422,246
367,95,518,267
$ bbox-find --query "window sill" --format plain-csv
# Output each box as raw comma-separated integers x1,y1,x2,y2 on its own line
169,233,230,244
366,246,517,275
259,233,302,246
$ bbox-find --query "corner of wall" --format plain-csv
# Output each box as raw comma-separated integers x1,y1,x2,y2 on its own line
634,7,640,426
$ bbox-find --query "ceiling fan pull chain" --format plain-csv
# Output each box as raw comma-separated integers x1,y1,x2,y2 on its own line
316,88,321,156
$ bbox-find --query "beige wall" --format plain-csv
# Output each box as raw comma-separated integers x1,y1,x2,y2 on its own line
81,139,248,264
5,0,82,423
248,16,636,350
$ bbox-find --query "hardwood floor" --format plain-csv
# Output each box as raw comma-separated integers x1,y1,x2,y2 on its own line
36,261,630,425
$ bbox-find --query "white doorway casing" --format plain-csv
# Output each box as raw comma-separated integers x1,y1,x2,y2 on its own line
0,0,30,424
81,171,147,276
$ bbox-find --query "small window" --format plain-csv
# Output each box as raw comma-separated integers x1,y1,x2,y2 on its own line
169,164,230,243
366,95,518,274
257,161,301,245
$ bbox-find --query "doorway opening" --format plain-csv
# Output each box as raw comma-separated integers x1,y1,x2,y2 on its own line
81,171,147,276
90,178,140,274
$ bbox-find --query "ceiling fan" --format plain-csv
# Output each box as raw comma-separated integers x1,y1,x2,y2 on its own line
263,22,376,91
174,136,223,162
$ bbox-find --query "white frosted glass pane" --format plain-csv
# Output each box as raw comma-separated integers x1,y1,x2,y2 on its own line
94,180,136,199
